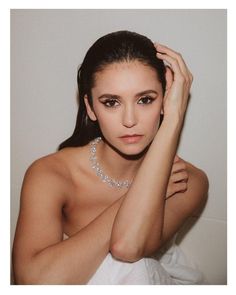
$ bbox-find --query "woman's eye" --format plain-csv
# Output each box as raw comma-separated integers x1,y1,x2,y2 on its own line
138,96,155,105
102,99,119,108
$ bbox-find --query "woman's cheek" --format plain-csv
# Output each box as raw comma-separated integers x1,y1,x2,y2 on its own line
96,113,116,133
146,108,161,127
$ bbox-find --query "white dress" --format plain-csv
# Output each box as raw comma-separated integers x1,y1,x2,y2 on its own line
87,234,204,285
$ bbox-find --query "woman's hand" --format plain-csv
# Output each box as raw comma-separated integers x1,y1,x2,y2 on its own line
165,155,188,199
154,43,193,122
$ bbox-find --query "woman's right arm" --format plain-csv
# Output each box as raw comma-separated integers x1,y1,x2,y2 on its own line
12,159,125,285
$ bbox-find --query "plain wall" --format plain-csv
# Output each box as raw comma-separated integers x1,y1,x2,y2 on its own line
11,9,227,284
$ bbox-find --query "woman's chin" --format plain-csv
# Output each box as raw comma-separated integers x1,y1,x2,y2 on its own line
102,135,153,158
115,141,151,159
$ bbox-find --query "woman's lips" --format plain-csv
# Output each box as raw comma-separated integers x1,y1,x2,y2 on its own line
119,135,143,144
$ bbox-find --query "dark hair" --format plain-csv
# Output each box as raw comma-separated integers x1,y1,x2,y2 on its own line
58,30,166,150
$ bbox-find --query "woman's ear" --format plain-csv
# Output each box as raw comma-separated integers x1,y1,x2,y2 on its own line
84,95,97,121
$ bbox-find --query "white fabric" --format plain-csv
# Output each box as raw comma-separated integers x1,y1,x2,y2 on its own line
87,235,204,285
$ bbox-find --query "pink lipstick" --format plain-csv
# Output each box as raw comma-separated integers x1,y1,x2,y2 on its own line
119,134,143,144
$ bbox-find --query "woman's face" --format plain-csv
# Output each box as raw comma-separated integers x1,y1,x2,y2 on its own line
85,60,164,155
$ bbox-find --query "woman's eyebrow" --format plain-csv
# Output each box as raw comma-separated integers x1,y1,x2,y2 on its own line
98,90,158,100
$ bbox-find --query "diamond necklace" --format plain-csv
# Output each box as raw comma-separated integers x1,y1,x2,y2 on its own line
89,137,132,189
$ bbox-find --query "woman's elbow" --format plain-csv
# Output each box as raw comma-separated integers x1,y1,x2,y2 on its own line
13,269,39,285
13,263,54,285
110,241,143,262
14,270,61,285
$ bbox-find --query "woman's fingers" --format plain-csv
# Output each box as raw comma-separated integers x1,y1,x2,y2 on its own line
157,44,189,76
171,171,189,183
174,181,188,193
153,42,192,120
173,154,180,163
154,43,192,82
170,157,188,182
166,179,188,199
156,51,183,81
166,157,188,199
171,157,187,173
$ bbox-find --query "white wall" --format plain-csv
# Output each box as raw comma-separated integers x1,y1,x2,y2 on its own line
11,9,227,284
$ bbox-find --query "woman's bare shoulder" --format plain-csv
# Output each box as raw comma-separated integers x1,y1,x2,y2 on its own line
20,147,85,210
23,146,90,201
184,159,209,189
181,158,209,211
170,159,209,215
24,153,66,182
26,146,86,179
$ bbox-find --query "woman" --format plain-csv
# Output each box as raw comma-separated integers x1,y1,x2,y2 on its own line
12,30,209,285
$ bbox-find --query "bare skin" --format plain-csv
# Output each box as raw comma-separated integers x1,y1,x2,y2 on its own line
12,44,209,285
12,144,201,285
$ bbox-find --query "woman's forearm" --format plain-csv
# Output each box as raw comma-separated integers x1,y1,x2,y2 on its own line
15,196,125,285
110,117,183,261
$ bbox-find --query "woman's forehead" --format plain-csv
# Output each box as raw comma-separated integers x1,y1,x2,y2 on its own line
93,61,161,92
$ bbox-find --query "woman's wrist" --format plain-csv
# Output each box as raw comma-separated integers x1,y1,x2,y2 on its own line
160,114,184,133
162,113,184,129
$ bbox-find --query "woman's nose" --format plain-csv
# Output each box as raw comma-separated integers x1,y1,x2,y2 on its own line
122,106,137,128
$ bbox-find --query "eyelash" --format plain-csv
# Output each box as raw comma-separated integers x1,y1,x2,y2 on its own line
102,96,155,108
